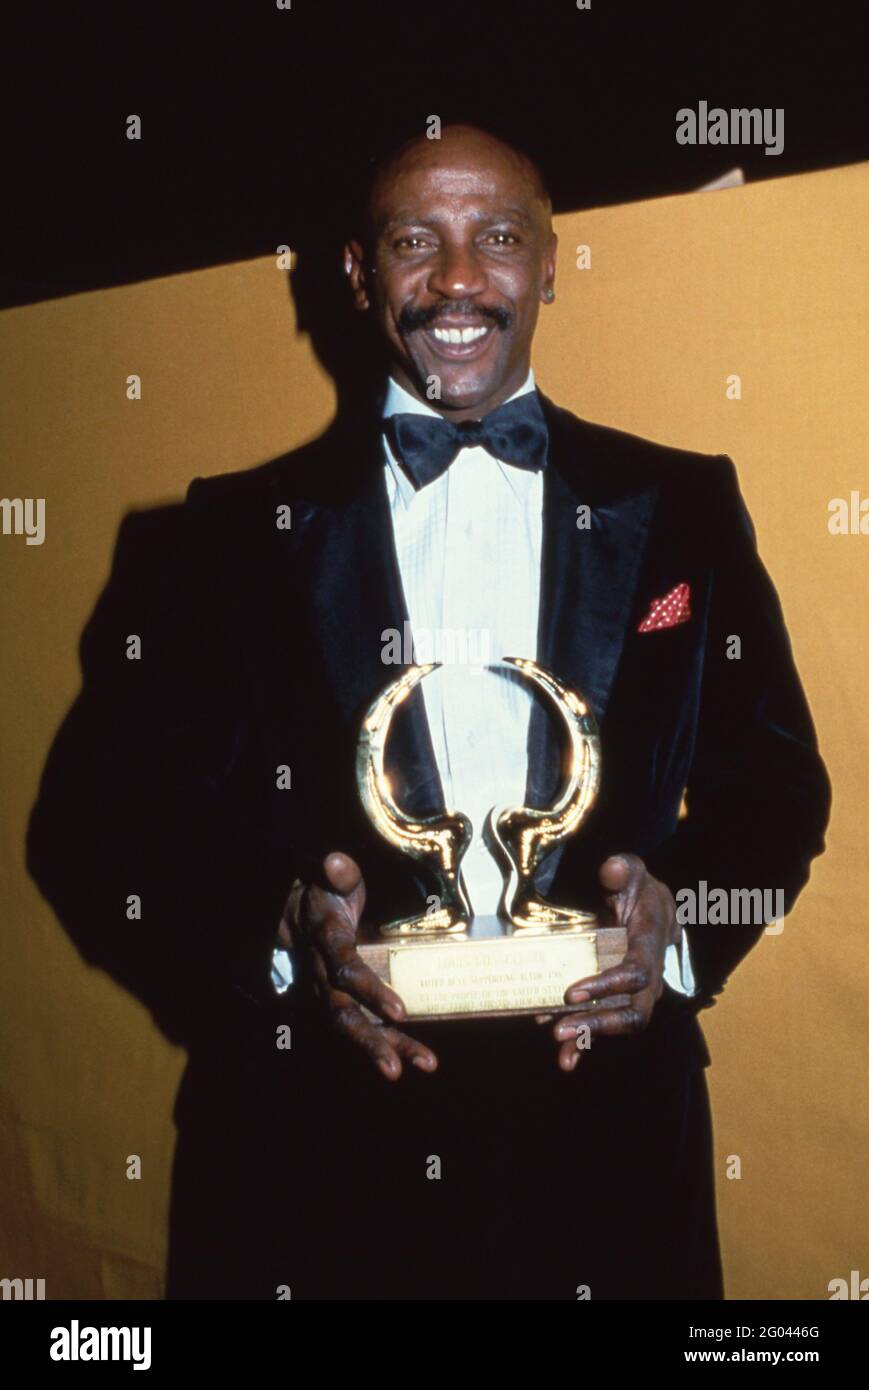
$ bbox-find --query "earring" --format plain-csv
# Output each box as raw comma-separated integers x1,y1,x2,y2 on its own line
544,288,555,302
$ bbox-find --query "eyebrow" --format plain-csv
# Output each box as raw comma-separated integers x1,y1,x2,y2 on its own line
378,206,537,236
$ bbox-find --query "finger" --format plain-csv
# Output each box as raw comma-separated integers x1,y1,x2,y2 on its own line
564,957,651,1005
332,998,405,1079
304,852,366,936
332,999,437,1079
305,885,358,936
384,1027,439,1073
535,1013,554,1025
597,852,645,897
307,915,405,1021
322,851,364,897
558,1037,583,1071
318,917,407,1021
553,1003,649,1044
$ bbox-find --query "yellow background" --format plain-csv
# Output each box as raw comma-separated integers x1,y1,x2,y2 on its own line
1,161,866,1299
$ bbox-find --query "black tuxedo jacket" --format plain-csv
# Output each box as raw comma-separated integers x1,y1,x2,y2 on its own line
29,387,830,1049
27,386,832,1299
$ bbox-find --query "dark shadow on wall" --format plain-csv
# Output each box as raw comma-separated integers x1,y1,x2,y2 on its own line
24,235,440,1293
26,186,396,1057
288,213,390,430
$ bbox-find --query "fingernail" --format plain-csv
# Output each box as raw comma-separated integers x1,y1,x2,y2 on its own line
566,987,591,1004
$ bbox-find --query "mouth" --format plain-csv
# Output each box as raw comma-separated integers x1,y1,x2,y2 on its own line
418,321,499,361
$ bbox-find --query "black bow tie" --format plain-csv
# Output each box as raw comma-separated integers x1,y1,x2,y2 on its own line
384,390,548,491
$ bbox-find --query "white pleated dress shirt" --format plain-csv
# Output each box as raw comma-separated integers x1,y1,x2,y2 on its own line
272,369,694,998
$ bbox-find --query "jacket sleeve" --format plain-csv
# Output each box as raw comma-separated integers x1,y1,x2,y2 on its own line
27,490,293,1046
643,456,832,1005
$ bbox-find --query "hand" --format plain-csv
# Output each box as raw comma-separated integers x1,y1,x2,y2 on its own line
295,851,438,1082
547,853,680,1072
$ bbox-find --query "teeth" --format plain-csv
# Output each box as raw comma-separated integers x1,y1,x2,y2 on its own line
432,325,490,344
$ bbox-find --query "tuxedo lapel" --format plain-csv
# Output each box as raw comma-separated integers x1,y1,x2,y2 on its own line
282,411,445,818
525,392,658,807
274,389,657,824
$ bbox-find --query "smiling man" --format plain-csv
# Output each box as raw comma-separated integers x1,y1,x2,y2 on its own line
353,126,556,417
29,123,830,1301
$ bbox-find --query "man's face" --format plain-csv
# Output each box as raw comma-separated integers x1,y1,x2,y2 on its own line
345,128,557,418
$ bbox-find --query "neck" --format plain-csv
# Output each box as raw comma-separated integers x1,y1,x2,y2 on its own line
389,362,531,421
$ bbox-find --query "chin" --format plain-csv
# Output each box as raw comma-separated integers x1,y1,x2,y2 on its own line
427,368,503,412
437,386,493,411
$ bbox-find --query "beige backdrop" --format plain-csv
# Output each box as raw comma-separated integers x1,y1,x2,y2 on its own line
2,161,866,1299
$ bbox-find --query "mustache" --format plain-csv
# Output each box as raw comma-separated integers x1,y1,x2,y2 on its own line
397,301,513,335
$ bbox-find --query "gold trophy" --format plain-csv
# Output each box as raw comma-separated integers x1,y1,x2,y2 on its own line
355,658,627,1020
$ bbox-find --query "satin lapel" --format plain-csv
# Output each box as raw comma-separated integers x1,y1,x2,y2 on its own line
525,393,659,807
286,413,445,819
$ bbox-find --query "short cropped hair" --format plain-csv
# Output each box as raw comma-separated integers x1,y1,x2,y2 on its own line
352,117,552,245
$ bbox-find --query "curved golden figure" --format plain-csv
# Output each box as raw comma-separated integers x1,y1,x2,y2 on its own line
355,663,472,937
488,657,601,932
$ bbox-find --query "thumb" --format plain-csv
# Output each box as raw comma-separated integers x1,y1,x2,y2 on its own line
322,851,364,897
598,853,643,897
304,852,366,935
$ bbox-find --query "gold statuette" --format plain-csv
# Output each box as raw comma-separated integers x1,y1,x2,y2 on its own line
355,659,626,1020
355,662,471,936
489,656,600,933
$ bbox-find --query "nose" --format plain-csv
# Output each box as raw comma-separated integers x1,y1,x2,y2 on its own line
425,240,488,300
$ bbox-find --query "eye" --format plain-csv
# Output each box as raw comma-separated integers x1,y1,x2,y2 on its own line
393,235,431,251
484,231,520,246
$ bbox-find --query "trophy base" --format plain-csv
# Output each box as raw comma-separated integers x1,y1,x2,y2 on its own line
357,915,628,1021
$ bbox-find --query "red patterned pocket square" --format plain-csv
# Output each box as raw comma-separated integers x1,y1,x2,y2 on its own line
637,582,692,633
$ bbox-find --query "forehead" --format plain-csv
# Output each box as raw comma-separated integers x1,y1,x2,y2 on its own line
372,142,544,226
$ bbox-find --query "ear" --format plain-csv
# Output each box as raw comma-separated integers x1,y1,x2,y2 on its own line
344,239,373,311
541,229,558,302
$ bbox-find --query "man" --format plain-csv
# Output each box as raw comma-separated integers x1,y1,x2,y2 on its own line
29,124,830,1300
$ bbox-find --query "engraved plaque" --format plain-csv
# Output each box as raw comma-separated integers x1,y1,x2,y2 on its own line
388,931,600,1018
